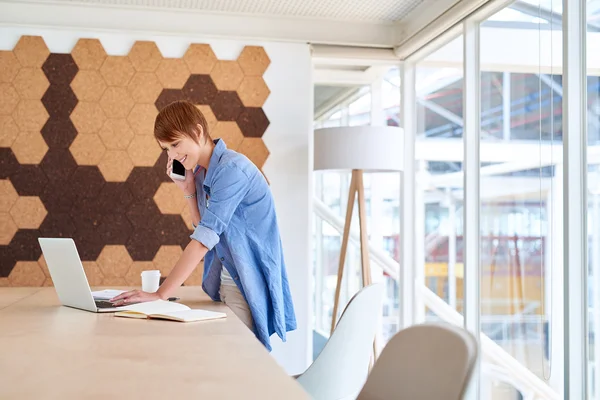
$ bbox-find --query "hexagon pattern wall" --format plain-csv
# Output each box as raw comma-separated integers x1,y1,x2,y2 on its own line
0,36,272,287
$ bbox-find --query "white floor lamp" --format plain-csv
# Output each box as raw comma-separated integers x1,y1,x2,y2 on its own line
314,126,404,355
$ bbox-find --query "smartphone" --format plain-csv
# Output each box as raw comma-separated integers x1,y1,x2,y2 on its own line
170,159,186,181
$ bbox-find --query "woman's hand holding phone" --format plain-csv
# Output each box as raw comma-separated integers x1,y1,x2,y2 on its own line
166,156,195,195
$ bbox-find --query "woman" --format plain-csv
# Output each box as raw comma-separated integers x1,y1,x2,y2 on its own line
111,100,296,350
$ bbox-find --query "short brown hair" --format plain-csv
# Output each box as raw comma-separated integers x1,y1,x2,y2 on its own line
154,100,211,144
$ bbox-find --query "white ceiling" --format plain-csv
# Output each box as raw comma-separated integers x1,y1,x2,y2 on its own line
54,0,425,23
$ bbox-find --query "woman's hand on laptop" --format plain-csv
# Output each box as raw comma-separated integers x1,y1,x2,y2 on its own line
110,290,161,306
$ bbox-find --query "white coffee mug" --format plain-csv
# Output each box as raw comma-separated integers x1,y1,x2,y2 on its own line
141,270,161,293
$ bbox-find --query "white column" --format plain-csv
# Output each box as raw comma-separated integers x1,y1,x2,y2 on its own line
315,175,324,333
463,18,481,400
562,0,589,397
415,160,427,323
546,169,565,395
400,61,416,329
503,71,511,141
448,190,457,309
594,192,600,399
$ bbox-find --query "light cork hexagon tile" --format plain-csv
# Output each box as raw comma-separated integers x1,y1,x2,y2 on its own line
127,103,158,136
12,36,50,68
0,115,19,147
0,212,18,245
100,56,135,87
210,60,244,91
0,180,19,212
237,46,271,76
69,133,106,165
70,101,106,134
153,182,187,215
238,138,270,169
153,245,182,276
237,76,270,107
125,261,155,286
0,83,20,115
11,131,49,164
99,87,134,119
184,44,217,74
127,72,162,103
99,118,134,150
12,100,49,132
71,70,107,102
0,278,10,287
128,41,163,72
196,105,217,133
98,150,134,182
185,260,204,286
12,68,50,100
83,261,104,286
127,135,161,167
71,38,107,70
10,196,47,229
156,58,190,89
9,261,46,287
96,245,133,279
212,121,244,150
0,51,21,83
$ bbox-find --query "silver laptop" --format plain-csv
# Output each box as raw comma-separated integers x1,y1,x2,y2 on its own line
38,237,133,313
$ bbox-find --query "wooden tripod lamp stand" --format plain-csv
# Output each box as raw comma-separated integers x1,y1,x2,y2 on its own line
314,126,404,342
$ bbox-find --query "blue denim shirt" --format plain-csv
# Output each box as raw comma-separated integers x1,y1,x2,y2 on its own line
190,139,296,350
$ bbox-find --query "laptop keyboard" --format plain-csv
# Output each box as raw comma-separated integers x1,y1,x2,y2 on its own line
95,300,118,309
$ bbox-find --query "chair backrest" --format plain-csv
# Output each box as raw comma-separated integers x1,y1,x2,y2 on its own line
356,322,478,400
297,283,385,400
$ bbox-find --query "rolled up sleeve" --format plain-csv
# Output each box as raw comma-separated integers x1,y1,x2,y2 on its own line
190,164,249,250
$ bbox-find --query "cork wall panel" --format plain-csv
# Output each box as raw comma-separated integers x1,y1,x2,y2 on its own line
0,36,272,287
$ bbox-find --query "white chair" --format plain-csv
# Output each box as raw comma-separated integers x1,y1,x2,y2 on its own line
356,322,478,400
297,283,385,400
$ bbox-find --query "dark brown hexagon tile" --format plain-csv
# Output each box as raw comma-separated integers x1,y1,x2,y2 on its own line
155,89,185,112
126,228,161,261
126,197,162,228
41,84,78,120
10,165,48,196
0,247,16,277
126,167,162,199
70,197,103,232
153,151,171,183
155,214,190,250
71,231,105,261
43,53,79,86
97,214,133,244
0,148,19,179
9,229,42,261
236,108,270,138
40,149,78,182
211,91,243,121
39,213,76,238
41,119,78,149
40,180,77,214
70,166,105,200
182,75,218,106
96,183,134,215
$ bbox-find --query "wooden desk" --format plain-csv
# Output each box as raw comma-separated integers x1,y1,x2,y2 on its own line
0,287,308,399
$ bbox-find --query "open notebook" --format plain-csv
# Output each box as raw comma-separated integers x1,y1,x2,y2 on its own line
114,300,227,322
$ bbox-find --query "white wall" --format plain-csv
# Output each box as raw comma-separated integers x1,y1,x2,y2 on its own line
0,25,313,374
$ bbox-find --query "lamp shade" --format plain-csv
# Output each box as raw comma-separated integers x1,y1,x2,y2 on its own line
314,126,404,172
